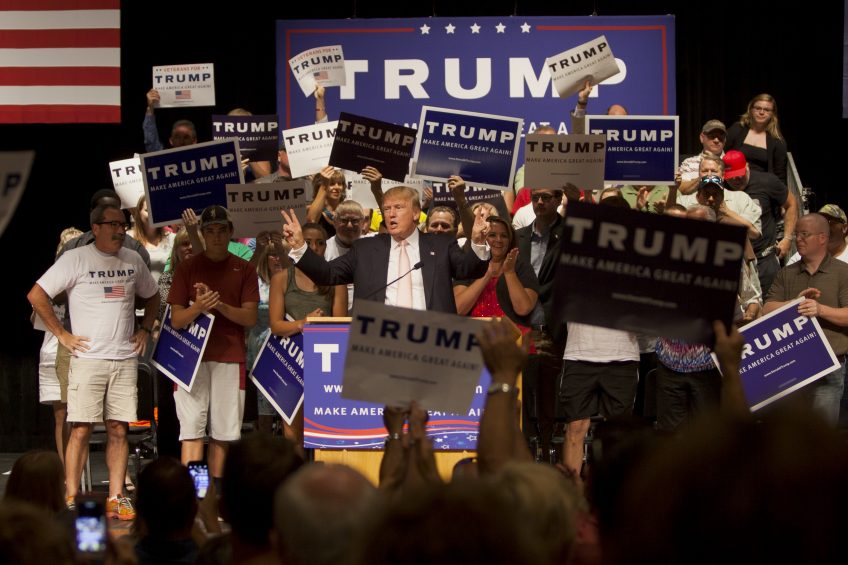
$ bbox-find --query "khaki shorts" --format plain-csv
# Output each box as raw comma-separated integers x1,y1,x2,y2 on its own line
55,343,71,403
175,361,245,442
67,357,138,423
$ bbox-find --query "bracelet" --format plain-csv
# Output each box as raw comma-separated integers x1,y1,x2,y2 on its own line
577,100,588,106
487,382,517,395
385,432,401,446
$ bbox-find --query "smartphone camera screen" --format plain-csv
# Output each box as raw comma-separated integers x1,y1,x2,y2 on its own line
188,461,209,499
76,498,107,554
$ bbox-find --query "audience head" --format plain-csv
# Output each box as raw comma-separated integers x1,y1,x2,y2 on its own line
686,204,717,222
129,194,162,245
56,227,83,256
302,222,328,256
818,204,848,252
534,124,556,135
255,239,284,283
608,412,848,564
90,203,127,253
740,93,783,140
89,189,121,211
426,206,458,235
333,200,365,246
486,216,516,259
170,227,193,269
487,462,585,565
274,463,376,565
169,119,197,147
277,141,291,177
722,150,749,190
664,204,688,218
199,205,234,256
607,104,628,116
382,185,421,241
530,188,563,223
699,152,725,178
794,213,829,259
134,457,197,540
220,433,303,549
696,176,724,211
0,500,76,564
353,480,544,565
699,119,727,155
312,169,346,205
3,451,65,515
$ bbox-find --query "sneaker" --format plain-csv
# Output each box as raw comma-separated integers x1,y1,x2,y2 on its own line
106,495,135,521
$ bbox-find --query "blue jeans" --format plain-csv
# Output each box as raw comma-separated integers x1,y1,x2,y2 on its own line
811,360,846,426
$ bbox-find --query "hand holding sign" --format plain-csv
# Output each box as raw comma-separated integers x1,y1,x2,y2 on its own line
281,208,305,250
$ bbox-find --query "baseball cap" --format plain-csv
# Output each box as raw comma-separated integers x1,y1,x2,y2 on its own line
701,119,726,134
722,150,747,179
819,204,847,224
698,175,724,190
200,205,232,228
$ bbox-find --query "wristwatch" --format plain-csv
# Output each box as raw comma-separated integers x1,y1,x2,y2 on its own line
487,382,516,395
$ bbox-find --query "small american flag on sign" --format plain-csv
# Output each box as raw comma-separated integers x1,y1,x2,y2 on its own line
313,71,329,81
175,90,192,100
104,285,125,298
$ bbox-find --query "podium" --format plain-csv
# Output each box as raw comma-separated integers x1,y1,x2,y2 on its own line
302,317,520,484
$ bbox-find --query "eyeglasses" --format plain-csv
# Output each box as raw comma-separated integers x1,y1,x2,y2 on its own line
752,105,773,114
792,231,825,240
96,221,129,231
704,132,726,141
531,193,558,202
336,217,362,226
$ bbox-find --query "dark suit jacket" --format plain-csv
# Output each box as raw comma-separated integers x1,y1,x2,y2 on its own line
726,122,788,185
515,214,565,327
296,232,489,313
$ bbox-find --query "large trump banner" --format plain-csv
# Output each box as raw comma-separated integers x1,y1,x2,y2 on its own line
277,16,675,152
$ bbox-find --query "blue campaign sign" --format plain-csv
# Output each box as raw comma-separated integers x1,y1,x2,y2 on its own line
276,16,676,165
727,299,841,411
250,332,305,425
585,115,678,184
151,305,214,392
303,323,491,450
141,139,244,227
413,107,522,190
212,115,279,161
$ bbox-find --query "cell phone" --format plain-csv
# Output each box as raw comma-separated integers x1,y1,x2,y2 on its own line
187,460,209,499
75,494,107,557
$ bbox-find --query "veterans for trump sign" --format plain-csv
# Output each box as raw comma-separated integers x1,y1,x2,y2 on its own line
546,35,620,99
552,202,747,344
141,139,243,227
524,134,606,190
288,45,346,97
328,113,417,182
412,107,523,191
718,299,842,411
586,115,679,184
152,63,215,108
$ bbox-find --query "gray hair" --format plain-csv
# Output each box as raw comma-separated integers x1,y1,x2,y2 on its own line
687,204,717,222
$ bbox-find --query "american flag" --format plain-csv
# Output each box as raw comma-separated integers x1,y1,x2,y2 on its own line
0,0,121,123
313,71,329,81
103,285,125,298
174,89,192,100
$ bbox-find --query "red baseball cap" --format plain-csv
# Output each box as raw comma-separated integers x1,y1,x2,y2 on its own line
723,150,747,179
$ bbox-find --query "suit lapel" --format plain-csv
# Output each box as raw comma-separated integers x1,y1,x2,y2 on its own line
419,233,435,308
372,235,392,303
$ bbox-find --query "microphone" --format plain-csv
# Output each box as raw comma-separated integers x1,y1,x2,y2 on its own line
363,261,423,301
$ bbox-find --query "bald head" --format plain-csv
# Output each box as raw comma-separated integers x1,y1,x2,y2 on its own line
607,104,628,116
274,464,376,565
799,213,829,234
535,125,556,135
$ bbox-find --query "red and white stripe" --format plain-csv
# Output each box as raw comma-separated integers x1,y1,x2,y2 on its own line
0,0,120,123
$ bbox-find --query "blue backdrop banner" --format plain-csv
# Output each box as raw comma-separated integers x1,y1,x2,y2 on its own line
277,15,675,166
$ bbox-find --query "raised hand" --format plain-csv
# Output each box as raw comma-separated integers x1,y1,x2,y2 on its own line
280,208,305,249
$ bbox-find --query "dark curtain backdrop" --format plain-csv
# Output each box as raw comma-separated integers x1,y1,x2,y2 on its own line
0,0,842,448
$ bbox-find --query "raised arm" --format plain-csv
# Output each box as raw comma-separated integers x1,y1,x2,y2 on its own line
500,249,538,316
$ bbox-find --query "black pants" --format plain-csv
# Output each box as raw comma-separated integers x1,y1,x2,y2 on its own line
655,362,721,433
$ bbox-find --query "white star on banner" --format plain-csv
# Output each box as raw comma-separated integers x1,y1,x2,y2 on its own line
470,23,481,34
495,23,506,33
420,24,430,34
520,22,532,33
445,23,456,34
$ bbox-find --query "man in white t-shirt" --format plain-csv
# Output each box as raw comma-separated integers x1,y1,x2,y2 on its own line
28,204,160,520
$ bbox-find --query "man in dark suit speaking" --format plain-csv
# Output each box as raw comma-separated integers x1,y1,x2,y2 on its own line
281,185,490,313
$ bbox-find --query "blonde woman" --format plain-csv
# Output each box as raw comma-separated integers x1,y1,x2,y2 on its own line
726,93,788,184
